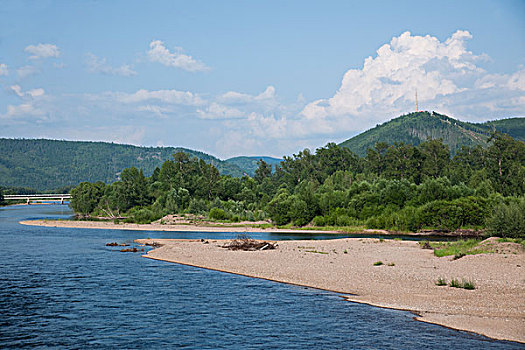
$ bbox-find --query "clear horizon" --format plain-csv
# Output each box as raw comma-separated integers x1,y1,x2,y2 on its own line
1,0,524,158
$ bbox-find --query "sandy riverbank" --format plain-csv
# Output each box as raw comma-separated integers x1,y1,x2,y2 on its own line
136,237,525,343
19,219,368,234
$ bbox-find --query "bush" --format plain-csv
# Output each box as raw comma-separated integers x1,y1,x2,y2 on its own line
128,207,161,224
188,198,208,214
365,206,419,232
313,215,326,226
209,207,228,220
417,197,488,231
486,198,525,238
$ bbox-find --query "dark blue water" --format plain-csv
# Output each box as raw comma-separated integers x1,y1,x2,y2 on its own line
0,205,521,349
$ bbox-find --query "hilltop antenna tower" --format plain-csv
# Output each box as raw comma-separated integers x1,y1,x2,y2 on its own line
415,90,418,112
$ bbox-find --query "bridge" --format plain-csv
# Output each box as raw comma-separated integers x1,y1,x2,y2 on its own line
4,194,72,205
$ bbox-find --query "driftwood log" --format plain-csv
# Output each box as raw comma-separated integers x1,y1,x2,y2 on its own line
222,237,277,251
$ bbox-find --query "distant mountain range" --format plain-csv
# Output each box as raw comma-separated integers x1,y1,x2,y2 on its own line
339,112,524,156
0,139,280,191
1,112,523,191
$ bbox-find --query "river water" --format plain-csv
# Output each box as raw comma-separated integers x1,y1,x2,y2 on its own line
0,204,521,349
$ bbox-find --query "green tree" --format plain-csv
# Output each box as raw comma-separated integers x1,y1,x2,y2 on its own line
485,133,525,196
254,159,272,183
70,181,106,216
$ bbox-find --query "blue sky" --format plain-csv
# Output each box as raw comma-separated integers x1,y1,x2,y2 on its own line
1,0,524,158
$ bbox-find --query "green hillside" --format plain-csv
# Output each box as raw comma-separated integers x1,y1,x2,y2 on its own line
482,118,525,140
339,112,524,156
225,156,282,177
0,139,244,191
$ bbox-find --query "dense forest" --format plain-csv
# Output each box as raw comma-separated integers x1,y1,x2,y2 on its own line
340,112,525,156
0,139,246,191
1,113,522,191
70,133,525,238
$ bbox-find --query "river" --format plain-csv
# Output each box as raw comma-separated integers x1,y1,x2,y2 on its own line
0,204,520,349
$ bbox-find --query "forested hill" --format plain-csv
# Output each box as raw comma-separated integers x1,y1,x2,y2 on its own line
0,139,245,191
225,156,283,177
339,112,525,156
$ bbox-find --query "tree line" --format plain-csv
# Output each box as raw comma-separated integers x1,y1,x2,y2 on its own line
70,133,525,238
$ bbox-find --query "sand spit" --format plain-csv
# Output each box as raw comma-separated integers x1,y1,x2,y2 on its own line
136,237,525,343
19,219,359,234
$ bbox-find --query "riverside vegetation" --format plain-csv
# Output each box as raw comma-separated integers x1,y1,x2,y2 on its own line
69,132,525,238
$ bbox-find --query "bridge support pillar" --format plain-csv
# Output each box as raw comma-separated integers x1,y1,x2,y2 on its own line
61,197,64,205
26,197,30,205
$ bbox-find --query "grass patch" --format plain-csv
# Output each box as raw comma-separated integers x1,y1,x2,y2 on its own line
373,261,383,266
294,225,367,233
462,280,476,290
428,239,491,258
498,237,525,248
305,250,329,255
435,277,447,286
449,278,475,290
449,278,461,288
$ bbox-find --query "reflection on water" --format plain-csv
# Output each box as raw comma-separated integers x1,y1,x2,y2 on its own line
0,205,520,349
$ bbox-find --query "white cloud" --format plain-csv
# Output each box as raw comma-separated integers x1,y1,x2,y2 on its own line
85,53,137,76
196,103,245,119
116,89,206,106
0,63,8,76
2,103,45,119
25,43,60,59
17,65,39,78
147,40,209,72
219,86,276,104
10,85,45,98
300,30,524,132
137,105,172,116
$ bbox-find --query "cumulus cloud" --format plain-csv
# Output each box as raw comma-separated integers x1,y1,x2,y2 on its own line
25,43,60,59
85,53,137,76
0,63,8,76
298,30,524,137
147,40,209,72
5,30,524,158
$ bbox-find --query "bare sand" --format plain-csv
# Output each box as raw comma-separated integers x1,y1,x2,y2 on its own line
136,237,525,343
19,219,356,234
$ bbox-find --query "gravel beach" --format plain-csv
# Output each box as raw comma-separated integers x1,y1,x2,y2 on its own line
136,237,525,343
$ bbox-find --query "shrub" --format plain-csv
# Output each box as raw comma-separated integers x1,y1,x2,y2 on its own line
313,215,326,226
209,207,228,220
486,198,525,238
188,198,208,214
128,207,161,224
416,197,488,231
373,261,383,266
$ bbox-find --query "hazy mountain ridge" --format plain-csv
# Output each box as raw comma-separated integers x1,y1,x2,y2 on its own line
339,112,524,156
2,113,523,191
0,139,245,191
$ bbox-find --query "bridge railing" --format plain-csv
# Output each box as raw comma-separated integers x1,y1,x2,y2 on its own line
3,194,72,205
4,194,72,199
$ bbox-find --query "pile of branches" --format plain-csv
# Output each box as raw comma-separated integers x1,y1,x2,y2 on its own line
222,234,277,251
